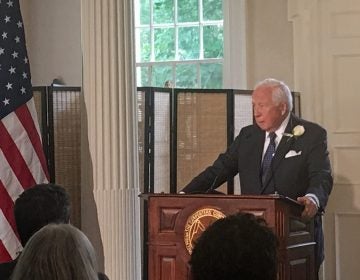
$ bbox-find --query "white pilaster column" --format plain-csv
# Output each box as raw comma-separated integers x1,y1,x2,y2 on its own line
81,0,141,279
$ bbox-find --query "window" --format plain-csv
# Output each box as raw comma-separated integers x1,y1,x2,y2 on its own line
134,0,224,88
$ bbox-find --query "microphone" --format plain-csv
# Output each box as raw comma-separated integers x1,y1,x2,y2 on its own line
205,175,220,194
205,167,227,194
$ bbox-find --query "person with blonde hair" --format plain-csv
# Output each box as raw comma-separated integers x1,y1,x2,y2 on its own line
11,223,108,280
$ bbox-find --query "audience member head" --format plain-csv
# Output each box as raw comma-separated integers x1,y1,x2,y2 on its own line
190,212,278,280
11,224,99,280
14,183,71,246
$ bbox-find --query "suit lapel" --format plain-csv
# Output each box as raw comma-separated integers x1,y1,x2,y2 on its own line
247,126,266,191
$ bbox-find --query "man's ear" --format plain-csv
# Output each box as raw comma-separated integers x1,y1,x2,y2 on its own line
280,102,287,115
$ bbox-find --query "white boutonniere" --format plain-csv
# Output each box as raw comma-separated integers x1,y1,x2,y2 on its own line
283,125,305,140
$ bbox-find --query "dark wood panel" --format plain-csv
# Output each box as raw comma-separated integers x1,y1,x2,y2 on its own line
145,194,315,280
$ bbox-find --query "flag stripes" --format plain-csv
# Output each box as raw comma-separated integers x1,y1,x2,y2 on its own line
0,0,49,262
15,99,48,177
0,210,22,260
0,100,48,261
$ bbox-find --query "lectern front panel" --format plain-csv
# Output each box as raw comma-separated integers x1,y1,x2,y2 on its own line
145,194,315,280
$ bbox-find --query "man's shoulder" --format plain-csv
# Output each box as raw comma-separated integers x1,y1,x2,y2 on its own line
238,124,262,138
292,115,327,134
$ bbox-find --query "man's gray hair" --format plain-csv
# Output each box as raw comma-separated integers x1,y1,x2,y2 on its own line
254,78,293,112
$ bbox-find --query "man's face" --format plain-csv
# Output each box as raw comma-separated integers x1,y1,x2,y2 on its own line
252,86,287,132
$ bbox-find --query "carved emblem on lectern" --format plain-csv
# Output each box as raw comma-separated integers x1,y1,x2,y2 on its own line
184,207,226,254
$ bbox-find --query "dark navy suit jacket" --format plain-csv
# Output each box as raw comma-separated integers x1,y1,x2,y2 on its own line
182,113,333,268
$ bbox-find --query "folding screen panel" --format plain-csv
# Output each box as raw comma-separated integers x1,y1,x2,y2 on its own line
32,86,82,227
176,91,229,193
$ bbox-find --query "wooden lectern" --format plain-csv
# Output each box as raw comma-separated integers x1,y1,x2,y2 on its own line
144,194,315,280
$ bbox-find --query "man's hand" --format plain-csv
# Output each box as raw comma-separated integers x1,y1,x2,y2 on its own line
297,196,317,220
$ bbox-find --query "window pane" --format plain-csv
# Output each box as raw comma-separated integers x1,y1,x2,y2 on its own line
178,27,200,60
153,0,174,24
140,0,150,24
178,0,198,22
203,0,223,21
200,63,222,88
138,28,150,62
203,25,223,58
176,64,197,88
154,28,175,61
136,66,149,86
152,65,173,87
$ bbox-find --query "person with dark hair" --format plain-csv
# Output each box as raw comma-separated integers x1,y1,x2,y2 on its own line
0,183,70,280
181,78,333,277
0,183,108,280
190,213,278,280
14,183,71,246
11,223,106,280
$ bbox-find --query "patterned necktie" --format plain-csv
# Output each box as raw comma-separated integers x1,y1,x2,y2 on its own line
261,132,277,185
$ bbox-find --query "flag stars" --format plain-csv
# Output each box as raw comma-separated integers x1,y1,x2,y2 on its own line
6,82,12,90
3,98,10,106
8,66,15,74
24,57,28,64
7,0,13,7
4,16,11,23
17,21,23,28
11,51,18,58
2,32,7,39
0,48,4,55
22,72,28,79
20,87,26,94
14,36,20,43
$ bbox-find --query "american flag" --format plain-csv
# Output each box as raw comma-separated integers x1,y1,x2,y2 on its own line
0,0,49,262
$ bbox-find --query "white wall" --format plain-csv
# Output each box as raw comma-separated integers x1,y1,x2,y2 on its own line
246,0,294,88
20,0,81,86
289,1,360,279
223,0,294,90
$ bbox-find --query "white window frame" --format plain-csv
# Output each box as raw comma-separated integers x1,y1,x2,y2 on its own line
134,0,229,88
134,0,248,89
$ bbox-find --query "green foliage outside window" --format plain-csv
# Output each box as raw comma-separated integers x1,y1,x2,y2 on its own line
138,67,149,86
200,63,222,89
140,0,150,24
139,28,150,62
203,25,223,58
135,0,223,89
152,65,173,87
178,27,200,60
176,64,197,88
178,0,199,22
153,0,174,24
203,0,223,20
154,28,175,61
